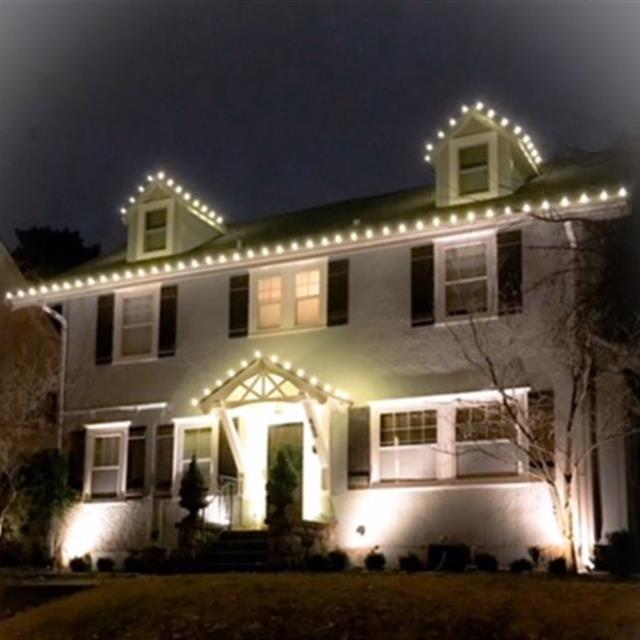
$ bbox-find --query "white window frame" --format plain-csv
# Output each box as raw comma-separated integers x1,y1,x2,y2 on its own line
113,284,161,364
434,230,497,324
173,417,217,495
84,421,131,500
136,198,175,259
249,258,328,336
369,388,528,485
448,131,499,206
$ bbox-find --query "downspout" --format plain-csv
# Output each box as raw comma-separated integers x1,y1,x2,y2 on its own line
41,304,67,452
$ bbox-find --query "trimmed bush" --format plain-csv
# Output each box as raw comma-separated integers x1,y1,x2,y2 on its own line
608,530,635,578
69,554,92,572
307,554,331,572
475,553,498,573
548,557,567,576
527,546,541,567
0,542,27,567
398,553,422,573
124,553,143,573
510,558,533,574
365,549,386,571
427,544,470,572
97,557,115,572
328,549,349,572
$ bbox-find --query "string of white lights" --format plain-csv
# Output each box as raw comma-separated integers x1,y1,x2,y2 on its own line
424,102,542,169
190,351,351,409
5,186,628,302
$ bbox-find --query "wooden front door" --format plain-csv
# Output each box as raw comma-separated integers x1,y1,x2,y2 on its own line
267,423,303,520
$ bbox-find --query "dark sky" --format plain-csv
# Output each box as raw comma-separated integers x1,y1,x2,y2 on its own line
1,1,639,254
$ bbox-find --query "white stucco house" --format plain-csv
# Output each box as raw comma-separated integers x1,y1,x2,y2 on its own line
6,101,637,569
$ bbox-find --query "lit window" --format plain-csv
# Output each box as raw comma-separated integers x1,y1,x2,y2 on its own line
182,427,213,488
120,294,155,357
444,243,488,317
258,276,282,329
295,269,321,326
458,144,488,195
91,435,121,497
144,208,168,253
380,410,437,447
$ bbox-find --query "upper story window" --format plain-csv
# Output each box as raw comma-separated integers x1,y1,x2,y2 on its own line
380,410,437,447
113,287,160,362
250,259,327,335
435,233,497,322
144,208,168,253
458,144,488,195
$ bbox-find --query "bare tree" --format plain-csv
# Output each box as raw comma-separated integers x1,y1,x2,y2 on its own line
447,210,640,571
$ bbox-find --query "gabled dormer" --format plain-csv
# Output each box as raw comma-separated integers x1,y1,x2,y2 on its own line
425,102,541,208
121,172,226,263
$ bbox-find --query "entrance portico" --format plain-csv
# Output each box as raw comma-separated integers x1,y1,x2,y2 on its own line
197,356,351,529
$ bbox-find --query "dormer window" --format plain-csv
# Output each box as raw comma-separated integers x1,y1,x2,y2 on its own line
144,208,168,253
458,144,488,195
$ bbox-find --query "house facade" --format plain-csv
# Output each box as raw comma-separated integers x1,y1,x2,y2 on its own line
6,102,635,569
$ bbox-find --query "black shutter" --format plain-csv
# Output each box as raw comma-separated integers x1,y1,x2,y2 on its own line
158,285,178,357
155,424,174,493
528,390,555,471
348,407,371,488
68,429,86,491
498,230,523,315
327,259,349,326
411,244,434,326
229,274,249,338
95,294,114,365
126,426,147,494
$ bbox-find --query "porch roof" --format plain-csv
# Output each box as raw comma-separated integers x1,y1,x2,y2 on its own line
198,355,351,412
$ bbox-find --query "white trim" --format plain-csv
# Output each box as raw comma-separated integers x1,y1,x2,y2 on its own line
367,387,530,409
112,284,161,364
135,198,175,260
448,131,499,206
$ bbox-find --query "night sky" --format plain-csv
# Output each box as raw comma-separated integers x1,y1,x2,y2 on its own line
1,2,639,254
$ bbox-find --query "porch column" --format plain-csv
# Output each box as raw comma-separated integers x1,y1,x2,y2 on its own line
302,396,330,521
219,404,247,526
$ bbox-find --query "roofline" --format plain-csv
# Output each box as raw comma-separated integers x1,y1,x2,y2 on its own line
6,189,629,308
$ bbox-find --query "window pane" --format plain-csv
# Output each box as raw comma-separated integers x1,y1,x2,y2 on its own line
296,270,320,297
258,302,281,329
460,168,488,195
183,428,212,461
121,325,153,356
94,436,120,467
92,469,118,496
146,208,167,229
296,297,320,326
258,277,282,302
459,145,488,169
122,295,153,326
445,244,487,281
446,281,488,316
455,402,515,442
145,229,167,252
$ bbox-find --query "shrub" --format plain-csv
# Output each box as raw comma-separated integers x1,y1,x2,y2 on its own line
365,548,386,571
475,553,498,573
328,549,349,572
307,554,331,572
426,544,470,572
124,553,142,573
607,530,635,578
0,542,26,567
141,546,169,573
548,557,567,576
69,554,92,572
527,546,541,567
96,557,115,572
398,553,422,572
509,558,533,574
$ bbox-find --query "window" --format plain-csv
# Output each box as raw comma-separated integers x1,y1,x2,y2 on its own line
251,260,326,334
455,403,515,442
182,427,213,488
295,269,321,326
380,411,437,447
114,288,161,362
91,435,121,497
458,144,488,195
257,276,282,329
144,208,168,253
126,426,146,494
444,243,489,317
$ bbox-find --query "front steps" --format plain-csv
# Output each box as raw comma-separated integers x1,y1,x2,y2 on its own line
203,530,268,572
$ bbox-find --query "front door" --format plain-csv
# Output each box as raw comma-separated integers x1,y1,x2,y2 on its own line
267,423,303,521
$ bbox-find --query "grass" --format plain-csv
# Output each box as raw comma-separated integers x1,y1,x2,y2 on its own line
0,572,638,639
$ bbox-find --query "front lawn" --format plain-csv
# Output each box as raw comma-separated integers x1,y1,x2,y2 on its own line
0,572,638,639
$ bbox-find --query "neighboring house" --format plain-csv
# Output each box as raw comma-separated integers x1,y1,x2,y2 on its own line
6,102,637,568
